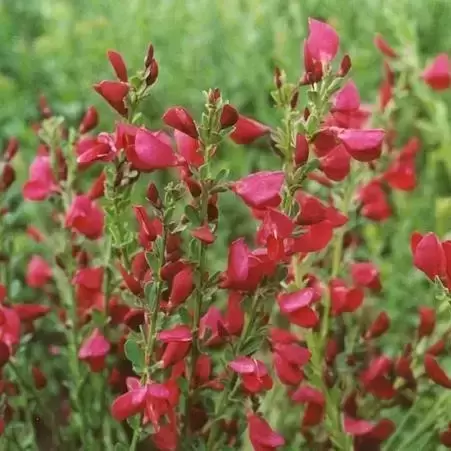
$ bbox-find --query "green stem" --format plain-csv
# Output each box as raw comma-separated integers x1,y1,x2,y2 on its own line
206,293,261,450
393,391,451,451
130,230,168,450
185,185,209,435
129,426,141,451
55,255,91,448
320,177,355,345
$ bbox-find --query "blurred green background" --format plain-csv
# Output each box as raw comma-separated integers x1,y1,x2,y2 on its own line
2,0,451,330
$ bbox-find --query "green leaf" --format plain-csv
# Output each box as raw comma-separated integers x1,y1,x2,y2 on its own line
240,336,263,356
124,339,145,371
184,204,201,226
144,282,159,311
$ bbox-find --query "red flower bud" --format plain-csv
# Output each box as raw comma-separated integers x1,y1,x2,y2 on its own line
3,138,19,162
79,106,99,134
422,54,451,91
107,50,128,82
248,414,284,451
424,354,451,388
374,33,397,58
229,115,270,145
26,256,52,288
162,107,198,139
78,328,110,372
291,385,325,427
364,311,390,339
418,306,436,339
93,81,129,117
294,134,309,167
220,104,239,129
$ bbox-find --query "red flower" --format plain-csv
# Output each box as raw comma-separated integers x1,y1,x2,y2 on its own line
107,50,128,82
345,416,395,449
305,18,339,65
0,163,15,192
411,232,446,281
288,221,334,254
271,330,311,385
229,357,273,393
422,54,451,91
78,328,110,372
320,144,351,181
22,155,58,201
65,195,104,240
351,262,381,292
332,80,360,113
374,33,397,58
191,224,215,244
358,180,391,221
26,256,52,288
360,356,395,400
200,292,244,345
133,205,163,249
295,134,309,167
158,325,192,368
93,81,129,116
384,137,420,191
220,104,239,129
256,208,294,261
111,377,170,422
291,385,325,427
72,267,104,315
424,354,451,388
76,133,118,166
336,128,385,162
248,414,285,451
418,306,436,339
277,288,318,328
162,107,198,139
87,171,106,199
329,279,364,315
127,128,183,171
364,312,390,339
440,423,451,447
32,366,47,389
3,137,19,162
174,130,203,168
168,266,194,309
229,115,270,145
79,106,99,134
12,304,50,323
232,171,284,210
0,306,20,349
295,193,328,225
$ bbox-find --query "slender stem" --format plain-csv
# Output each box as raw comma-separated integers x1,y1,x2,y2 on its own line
129,426,140,451
320,177,355,345
184,184,209,434
394,391,451,450
206,293,261,450
130,230,168,449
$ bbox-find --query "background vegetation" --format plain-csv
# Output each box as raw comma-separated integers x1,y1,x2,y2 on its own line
2,0,451,339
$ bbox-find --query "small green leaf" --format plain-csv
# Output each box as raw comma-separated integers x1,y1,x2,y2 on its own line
124,339,145,370
240,337,263,356
184,205,201,226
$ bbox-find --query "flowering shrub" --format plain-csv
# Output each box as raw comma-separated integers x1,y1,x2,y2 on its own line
1,17,451,451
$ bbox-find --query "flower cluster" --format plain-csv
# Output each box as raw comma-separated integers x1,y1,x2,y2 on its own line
0,16,451,451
